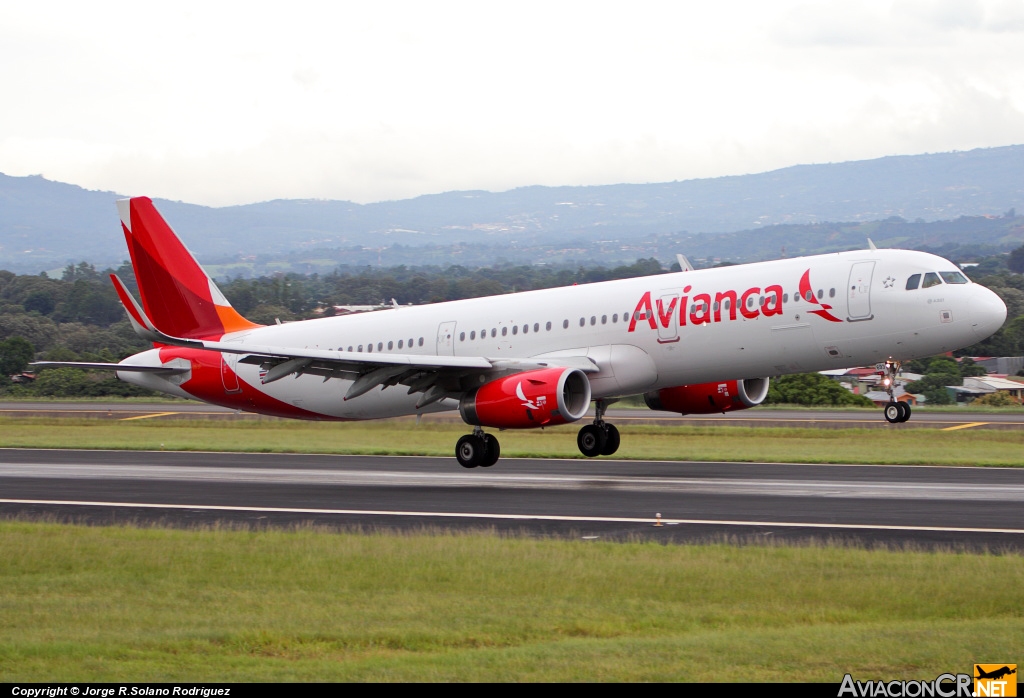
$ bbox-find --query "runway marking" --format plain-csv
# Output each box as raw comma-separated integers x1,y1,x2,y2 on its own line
1,498,1022,535
119,412,178,421
4,463,1024,500
941,422,989,431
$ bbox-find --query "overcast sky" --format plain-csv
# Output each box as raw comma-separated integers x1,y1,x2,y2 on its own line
2,0,1023,206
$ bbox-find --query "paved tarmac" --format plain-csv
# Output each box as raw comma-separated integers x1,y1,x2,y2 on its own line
1,449,1021,551
1,401,1022,430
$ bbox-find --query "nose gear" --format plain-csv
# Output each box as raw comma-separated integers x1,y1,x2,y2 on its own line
879,359,911,424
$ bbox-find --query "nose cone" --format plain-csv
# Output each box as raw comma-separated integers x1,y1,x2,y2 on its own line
969,286,1007,341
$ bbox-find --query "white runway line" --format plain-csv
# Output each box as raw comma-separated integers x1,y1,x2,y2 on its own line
1,498,1023,535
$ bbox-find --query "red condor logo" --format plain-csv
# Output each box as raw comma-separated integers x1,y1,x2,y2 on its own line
627,268,843,333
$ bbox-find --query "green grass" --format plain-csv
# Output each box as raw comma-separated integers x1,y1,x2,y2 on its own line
1,417,1023,465
0,522,1021,681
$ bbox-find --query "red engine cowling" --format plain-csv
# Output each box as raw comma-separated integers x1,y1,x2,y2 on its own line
460,367,592,429
644,377,770,415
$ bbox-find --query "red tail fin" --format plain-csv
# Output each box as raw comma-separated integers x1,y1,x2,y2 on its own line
116,197,261,339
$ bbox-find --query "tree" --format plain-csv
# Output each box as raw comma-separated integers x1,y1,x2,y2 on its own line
905,375,954,405
765,373,874,406
0,336,35,376
32,367,90,396
1009,244,1024,274
971,392,1020,407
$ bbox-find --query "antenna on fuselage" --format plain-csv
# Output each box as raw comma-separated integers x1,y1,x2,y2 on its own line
867,238,878,251
676,254,694,272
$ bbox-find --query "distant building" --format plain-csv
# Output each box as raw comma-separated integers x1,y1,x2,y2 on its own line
970,356,1024,375
961,376,1024,404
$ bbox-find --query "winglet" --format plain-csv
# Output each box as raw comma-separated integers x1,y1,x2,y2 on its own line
867,238,878,251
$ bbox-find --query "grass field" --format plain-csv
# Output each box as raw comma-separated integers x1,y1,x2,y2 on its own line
1,416,1023,466
0,522,1021,681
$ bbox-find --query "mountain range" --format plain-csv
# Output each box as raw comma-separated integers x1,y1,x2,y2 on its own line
1,144,1023,274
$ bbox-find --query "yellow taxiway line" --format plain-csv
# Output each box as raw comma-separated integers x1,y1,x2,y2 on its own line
119,412,178,422
940,422,989,431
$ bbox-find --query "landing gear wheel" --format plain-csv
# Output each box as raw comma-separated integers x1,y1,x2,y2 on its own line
578,424,607,457
480,434,500,467
884,402,902,424
456,434,485,468
600,424,620,456
892,401,911,423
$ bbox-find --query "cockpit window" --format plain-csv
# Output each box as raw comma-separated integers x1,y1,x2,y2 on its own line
906,274,921,290
939,271,969,284
921,272,942,289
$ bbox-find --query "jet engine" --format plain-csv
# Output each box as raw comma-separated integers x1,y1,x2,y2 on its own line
643,377,770,415
460,367,592,429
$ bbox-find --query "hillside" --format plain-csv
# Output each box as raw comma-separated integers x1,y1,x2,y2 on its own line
1,145,1023,272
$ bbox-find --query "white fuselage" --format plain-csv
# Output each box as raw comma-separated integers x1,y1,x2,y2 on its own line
121,249,1007,420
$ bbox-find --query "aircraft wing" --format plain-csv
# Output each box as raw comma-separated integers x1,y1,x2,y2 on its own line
96,273,598,406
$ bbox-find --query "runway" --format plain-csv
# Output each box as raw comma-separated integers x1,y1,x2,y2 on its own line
1,448,1022,550
2,401,1023,430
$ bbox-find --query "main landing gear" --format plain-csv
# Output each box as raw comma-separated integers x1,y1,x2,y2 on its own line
455,426,500,468
577,399,620,457
880,359,911,424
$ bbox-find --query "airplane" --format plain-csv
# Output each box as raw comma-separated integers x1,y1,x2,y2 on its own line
35,197,1008,468
975,666,1016,681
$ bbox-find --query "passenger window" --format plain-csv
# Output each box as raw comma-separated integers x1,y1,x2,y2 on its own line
922,272,942,289
348,346,353,352
783,294,788,303
939,271,969,284
398,340,403,349
408,338,413,347
906,274,921,290
469,331,475,340
534,323,540,332
458,333,464,342
418,337,424,346
829,288,835,298
367,344,373,353
491,329,496,338
512,326,518,335
388,341,393,350
523,324,528,334
804,290,813,301
817,289,823,299
502,327,508,336
579,318,585,327
546,321,552,331
358,345,363,352
378,342,383,351
591,316,596,325
612,313,618,323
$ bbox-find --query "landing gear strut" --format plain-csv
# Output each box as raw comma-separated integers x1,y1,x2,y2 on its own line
577,399,620,457
455,426,500,468
880,359,911,424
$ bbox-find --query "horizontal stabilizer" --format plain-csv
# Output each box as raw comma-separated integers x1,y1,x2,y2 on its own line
30,361,188,374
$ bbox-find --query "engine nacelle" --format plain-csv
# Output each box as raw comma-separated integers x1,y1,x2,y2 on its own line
460,367,592,429
643,377,770,415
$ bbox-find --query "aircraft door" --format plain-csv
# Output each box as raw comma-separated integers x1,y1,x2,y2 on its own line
847,262,875,321
436,321,457,356
221,353,242,394
656,292,680,343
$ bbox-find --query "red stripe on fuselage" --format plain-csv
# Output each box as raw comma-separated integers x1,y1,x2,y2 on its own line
159,347,343,421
